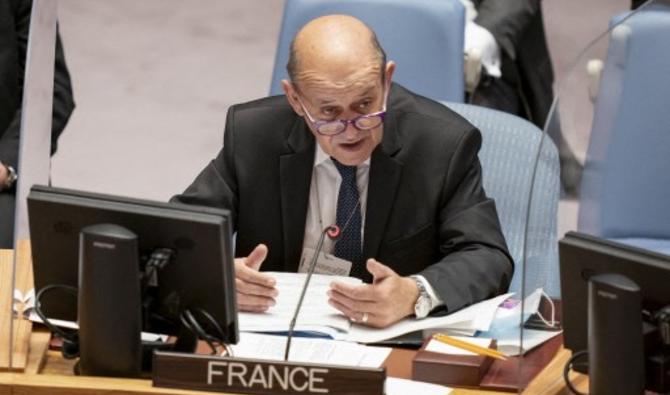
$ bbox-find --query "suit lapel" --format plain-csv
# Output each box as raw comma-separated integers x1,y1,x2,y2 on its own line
277,95,404,269
280,119,315,272
363,110,403,260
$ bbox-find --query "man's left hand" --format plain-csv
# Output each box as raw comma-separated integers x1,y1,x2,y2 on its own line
328,259,419,328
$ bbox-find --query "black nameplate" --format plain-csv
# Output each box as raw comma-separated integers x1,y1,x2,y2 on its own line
152,351,386,395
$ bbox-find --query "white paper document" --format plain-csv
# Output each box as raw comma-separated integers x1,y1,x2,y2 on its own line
346,293,512,343
385,377,453,395
230,332,391,368
238,272,514,343
237,272,361,335
27,311,167,342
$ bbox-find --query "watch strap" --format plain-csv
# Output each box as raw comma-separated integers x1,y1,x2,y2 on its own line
411,275,433,318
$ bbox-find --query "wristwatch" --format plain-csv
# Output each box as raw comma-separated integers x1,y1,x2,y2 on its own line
0,161,17,190
411,276,433,319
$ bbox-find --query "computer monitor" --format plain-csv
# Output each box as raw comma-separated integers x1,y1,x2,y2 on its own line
559,231,670,390
28,185,238,345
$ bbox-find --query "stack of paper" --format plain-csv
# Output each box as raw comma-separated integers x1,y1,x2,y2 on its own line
231,332,391,368
385,378,452,395
237,272,361,338
239,272,513,344
27,311,168,342
232,333,453,394
346,293,512,343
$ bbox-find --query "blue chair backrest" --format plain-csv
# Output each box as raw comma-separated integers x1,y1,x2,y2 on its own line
579,6,670,243
270,0,465,102
446,103,561,296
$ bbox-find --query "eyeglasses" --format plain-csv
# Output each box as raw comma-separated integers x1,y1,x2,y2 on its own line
296,92,387,136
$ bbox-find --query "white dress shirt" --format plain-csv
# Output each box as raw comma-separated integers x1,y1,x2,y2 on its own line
460,0,502,78
302,141,370,255
302,143,443,311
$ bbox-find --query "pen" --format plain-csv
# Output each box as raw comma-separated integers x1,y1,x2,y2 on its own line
432,333,508,361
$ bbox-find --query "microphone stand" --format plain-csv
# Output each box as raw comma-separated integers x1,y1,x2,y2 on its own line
284,225,340,361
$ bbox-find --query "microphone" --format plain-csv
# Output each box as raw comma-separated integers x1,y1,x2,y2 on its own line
284,225,340,361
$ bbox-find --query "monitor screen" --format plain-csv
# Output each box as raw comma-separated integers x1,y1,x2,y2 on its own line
559,231,670,354
27,185,238,344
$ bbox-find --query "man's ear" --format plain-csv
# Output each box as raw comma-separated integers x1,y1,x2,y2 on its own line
384,61,396,91
281,79,304,116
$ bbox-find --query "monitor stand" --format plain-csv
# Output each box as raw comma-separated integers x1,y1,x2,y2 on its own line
77,223,196,378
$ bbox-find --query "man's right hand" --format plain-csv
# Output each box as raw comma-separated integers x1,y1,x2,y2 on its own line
234,244,278,312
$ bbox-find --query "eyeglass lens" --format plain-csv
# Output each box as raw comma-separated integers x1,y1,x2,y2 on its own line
318,114,383,135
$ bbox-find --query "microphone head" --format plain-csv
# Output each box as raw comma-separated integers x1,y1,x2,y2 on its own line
326,225,341,240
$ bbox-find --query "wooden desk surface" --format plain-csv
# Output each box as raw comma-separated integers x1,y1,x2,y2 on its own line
0,328,589,395
1,245,588,394
0,244,34,372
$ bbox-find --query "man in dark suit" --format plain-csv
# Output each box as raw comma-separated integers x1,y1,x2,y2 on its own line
469,0,553,128
467,0,583,195
173,15,512,328
0,0,75,247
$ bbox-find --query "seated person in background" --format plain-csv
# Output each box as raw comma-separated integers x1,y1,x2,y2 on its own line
463,0,583,196
0,0,75,248
463,0,553,128
172,15,513,329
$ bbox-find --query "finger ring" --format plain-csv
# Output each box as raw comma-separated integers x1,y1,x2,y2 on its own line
361,312,369,323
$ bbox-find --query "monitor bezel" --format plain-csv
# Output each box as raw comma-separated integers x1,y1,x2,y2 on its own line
559,231,670,354
27,184,238,343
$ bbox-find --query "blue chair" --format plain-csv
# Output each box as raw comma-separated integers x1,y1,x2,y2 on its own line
269,0,465,102
578,5,670,255
446,103,561,296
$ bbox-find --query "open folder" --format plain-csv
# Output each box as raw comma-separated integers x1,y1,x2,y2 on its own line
238,272,513,343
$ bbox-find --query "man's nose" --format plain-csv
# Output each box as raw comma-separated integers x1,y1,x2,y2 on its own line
342,121,359,139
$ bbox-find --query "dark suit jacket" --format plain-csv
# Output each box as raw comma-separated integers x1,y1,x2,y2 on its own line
474,0,554,128
0,0,75,247
173,83,513,313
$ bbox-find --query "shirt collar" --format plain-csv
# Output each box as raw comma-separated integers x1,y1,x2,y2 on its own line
313,142,371,168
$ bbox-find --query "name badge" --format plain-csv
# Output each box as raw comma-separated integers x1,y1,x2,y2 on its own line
298,247,352,276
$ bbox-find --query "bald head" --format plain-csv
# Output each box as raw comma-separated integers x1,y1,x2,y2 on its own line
287,15,387,88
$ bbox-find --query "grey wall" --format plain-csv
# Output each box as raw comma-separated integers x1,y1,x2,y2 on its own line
53,0,284,201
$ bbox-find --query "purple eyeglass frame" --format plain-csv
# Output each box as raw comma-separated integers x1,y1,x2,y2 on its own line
296,90,388,136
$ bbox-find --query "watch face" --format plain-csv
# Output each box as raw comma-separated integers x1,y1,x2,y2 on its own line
415,296,431,318
5,165,17,188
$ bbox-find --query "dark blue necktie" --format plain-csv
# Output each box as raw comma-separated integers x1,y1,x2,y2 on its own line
331,158,365,279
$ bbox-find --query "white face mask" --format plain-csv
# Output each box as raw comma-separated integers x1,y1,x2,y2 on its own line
475,289,561,356
484,288,556,336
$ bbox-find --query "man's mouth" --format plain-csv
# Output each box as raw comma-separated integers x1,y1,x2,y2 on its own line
338,140,365,151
